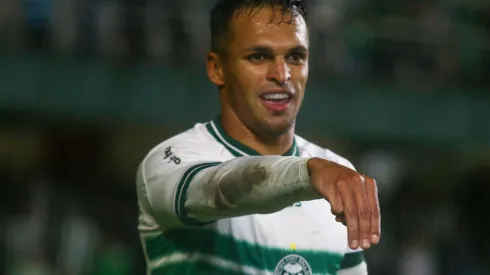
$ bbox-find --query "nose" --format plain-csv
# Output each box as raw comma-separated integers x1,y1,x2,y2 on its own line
266,57,291,85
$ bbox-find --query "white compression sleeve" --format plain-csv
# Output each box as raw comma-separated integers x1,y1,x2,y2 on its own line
184,156,321,222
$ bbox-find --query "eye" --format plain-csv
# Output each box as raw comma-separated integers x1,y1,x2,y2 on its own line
286,53,306,65
247,53,267,62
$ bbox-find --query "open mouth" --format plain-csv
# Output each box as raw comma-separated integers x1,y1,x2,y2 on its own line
259,91,293,111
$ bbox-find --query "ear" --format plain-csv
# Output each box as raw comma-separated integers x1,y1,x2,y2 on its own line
207,51,225,87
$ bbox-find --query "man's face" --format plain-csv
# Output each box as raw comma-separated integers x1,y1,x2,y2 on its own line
214,6,309,137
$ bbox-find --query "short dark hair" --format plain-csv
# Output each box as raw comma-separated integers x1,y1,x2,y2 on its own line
210,0,307,55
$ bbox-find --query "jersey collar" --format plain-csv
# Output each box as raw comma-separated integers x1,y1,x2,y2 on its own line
206,115,299,157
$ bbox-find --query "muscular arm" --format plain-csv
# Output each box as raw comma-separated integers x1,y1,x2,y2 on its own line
137,138,380,254
137,147,321,228
183,156,320,221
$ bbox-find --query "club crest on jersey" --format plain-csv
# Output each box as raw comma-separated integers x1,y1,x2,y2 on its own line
274,254,312,275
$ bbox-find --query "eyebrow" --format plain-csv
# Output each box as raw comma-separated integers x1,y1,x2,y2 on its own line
244,45,308,54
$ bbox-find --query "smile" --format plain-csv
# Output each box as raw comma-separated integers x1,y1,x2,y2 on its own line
259,90,293,112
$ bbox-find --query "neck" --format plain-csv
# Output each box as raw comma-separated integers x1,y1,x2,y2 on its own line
220,110,295,156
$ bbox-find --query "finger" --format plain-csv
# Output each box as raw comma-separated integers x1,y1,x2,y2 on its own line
338,180,359,250
365,177,381,244
351,175,371,250
330,192,344,217
335,215,346,225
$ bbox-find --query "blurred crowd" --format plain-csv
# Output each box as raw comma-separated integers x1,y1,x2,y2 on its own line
0,1,490,275
0,0,489,88
0,124,145,275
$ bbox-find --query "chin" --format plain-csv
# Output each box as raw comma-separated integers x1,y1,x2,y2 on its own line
260,116,295,136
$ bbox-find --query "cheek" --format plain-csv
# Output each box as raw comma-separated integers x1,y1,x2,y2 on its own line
225,69,258,111
234,64,264,97
299,63,308,82
293,66,308,91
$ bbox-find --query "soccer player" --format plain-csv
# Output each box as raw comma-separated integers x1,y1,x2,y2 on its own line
136,1,381,274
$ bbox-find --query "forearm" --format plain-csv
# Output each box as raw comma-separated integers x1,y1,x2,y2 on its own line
184,156,321,222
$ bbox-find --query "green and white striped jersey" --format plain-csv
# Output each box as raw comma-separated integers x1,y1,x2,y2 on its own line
137,117,367,275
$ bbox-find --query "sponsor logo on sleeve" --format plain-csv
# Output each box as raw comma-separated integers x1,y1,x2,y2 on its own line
163,146,181,165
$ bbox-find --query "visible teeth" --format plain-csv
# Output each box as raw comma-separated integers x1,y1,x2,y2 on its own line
262,93,289,100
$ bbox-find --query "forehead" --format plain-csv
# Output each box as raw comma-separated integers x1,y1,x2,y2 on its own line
227,6,308,50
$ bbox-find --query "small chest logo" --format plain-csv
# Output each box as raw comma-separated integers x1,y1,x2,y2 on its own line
274,254,312,275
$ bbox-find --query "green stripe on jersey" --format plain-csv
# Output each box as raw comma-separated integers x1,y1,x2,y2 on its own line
148,252,254,275
340,251,365,269
142,228,343,274
206,116,299,157
174,162,221,226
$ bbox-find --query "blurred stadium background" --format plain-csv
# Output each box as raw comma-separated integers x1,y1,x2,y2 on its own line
0,0,489,274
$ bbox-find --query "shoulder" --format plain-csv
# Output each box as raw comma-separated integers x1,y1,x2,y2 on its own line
141,122,224,170
295,135,356,171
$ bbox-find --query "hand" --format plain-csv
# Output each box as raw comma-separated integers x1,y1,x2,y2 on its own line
307,158,381,250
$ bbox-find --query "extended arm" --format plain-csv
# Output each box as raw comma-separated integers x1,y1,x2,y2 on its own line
137,143,320,228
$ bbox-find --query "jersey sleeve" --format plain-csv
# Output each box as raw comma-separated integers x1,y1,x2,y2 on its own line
136,136,222,231
137,135,318,231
